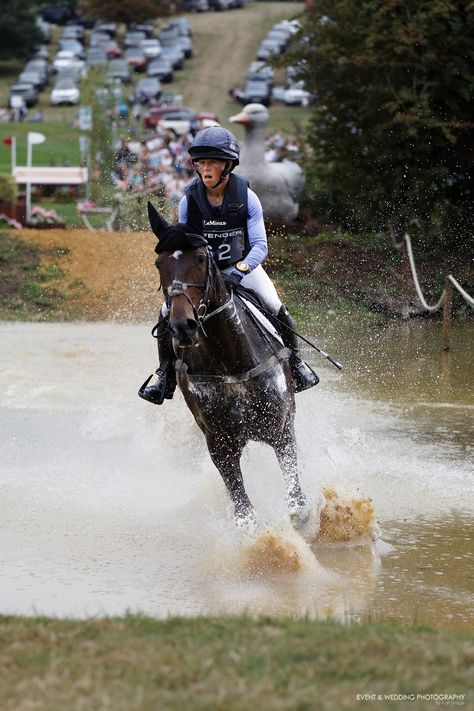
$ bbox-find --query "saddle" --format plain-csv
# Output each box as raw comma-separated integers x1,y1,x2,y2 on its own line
233,286,283,346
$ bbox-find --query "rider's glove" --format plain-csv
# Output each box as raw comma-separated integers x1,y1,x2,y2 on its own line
222,271,243,291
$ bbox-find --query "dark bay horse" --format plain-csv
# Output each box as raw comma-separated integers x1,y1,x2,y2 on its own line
148,203,309,528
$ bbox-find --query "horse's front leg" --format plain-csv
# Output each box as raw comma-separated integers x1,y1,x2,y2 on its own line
274,419,309,526
206,433,256,527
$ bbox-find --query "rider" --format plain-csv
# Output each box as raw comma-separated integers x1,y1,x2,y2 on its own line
139,126,319,405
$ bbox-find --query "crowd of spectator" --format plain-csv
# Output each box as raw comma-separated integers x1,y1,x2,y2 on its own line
110,124,308,210
111,125,196,210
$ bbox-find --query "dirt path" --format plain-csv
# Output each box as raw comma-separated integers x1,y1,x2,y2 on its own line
18,229,161,321
177,2,303,127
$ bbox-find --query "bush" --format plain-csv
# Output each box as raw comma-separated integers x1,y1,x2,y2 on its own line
0,175,17,204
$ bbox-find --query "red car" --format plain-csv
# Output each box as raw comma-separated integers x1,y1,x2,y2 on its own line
143,105,219,130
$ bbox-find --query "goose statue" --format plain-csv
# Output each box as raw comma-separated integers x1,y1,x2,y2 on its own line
229,102,306,221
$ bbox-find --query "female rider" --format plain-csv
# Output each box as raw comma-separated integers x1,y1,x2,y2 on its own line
139,126,318,405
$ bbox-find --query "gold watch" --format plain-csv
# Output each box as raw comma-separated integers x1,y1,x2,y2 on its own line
235,261,250,274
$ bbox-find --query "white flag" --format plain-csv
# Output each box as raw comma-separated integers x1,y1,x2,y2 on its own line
28,131,46,145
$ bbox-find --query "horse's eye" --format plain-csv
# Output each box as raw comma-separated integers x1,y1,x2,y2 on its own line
197,254,206,265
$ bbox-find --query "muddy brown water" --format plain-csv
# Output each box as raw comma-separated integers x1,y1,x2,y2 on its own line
1,318,472,629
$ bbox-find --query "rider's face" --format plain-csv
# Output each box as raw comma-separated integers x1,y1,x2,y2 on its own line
195,158,226,187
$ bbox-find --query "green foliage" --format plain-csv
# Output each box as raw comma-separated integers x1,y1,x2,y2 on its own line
0,174,16,203
0,0,43,61
293,1,474,248
79,0,170,25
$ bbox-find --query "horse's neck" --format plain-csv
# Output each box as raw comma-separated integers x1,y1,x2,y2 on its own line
186,298,272,374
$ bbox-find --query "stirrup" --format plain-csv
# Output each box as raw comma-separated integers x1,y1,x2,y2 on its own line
138,368,176,405
291,356,319,393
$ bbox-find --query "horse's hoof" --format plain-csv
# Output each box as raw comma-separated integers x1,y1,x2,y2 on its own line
290,505,311,531
235,508,257,531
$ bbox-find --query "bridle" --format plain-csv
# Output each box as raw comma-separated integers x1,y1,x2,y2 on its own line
160,247,235,335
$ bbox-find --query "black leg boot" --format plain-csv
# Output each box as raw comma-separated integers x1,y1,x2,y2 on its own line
277,305,319,393
138,315,177,405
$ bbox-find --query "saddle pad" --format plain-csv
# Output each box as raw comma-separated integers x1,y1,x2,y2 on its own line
239,296,283,346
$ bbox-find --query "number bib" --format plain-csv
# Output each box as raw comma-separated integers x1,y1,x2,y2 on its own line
184,174,250,270
203,223,246,268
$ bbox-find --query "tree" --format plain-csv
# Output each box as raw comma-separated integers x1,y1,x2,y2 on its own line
0,0,43,61
292,1,474,248
80,0,172,25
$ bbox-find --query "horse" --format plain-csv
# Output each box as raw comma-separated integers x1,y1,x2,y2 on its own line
147,202,309,528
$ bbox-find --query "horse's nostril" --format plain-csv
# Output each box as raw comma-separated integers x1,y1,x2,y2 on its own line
186,318,199,333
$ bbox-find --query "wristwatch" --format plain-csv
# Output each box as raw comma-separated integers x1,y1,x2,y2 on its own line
235,261,250,274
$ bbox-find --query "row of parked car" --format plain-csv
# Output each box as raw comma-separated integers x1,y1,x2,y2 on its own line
234,19,313,109
8,15,197,110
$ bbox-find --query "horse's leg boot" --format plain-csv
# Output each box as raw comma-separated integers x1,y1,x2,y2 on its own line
138,316,177,405
277,305,319,393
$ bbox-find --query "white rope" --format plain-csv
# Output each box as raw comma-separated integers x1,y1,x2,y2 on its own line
448,274,474,308
404,233,446,312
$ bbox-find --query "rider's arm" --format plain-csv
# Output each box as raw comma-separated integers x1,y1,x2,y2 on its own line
244,188,268,271
178,195,188,223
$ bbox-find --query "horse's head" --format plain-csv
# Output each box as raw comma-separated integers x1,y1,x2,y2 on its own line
148,201,225,347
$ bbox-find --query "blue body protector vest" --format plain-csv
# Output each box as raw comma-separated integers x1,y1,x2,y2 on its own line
184,173,250,269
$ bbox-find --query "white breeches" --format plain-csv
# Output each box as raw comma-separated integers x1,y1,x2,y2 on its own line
161,264,282,318
223,264,282,315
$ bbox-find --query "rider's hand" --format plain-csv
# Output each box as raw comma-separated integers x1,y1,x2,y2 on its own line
222,271,243,291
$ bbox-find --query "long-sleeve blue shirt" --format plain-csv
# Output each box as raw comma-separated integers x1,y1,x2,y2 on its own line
178,187,268,271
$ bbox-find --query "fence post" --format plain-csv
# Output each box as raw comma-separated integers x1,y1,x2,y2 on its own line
442,277,453,351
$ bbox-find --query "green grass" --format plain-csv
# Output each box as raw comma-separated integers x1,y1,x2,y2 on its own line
0,122,81,174
0,231,79,320
0,615,471,711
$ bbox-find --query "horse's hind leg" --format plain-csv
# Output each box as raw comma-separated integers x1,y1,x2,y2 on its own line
206,434,255,527
274,419,309,524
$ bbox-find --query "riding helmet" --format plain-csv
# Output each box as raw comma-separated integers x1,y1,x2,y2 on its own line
188,127,240,166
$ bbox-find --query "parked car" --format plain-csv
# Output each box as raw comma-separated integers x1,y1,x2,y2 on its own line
18,71,45,90
53,51,85,73
107,59,131,83
170,18,192,35
140,39,162,60
135,77,162,103
159,26,180,44
147,58,174,83
129,22,154,38
237,80,272,106
143,105,219,131
89,32,111,47
56,67,83,83
283,86,313,106
176,36,193,58
93,22,117,37
50,80,80,105
124,47,147,72
86,47,108,67
61,25,84,41
9,83,38,108
247,61,274,82
160,45,185,70
58,39,85,57
100,40,122,59
36,17,52,42
124,31,146,47
181,0,209,11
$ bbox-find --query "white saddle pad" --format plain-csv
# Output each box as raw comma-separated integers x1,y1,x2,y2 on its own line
240,296,283,346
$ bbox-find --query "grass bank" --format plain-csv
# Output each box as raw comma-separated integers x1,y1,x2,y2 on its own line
0,615,471,711
1,228,473,323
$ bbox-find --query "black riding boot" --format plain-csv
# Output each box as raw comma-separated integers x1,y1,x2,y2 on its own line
277,305,319,393
138,315,177,405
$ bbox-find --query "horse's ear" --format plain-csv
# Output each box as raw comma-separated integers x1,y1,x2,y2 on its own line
147,201,169,240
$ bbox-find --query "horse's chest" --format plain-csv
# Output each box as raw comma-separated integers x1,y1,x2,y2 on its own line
179,369,291,436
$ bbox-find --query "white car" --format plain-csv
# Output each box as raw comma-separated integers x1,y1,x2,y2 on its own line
53,51,85,73
140,39,162,59
50,80,80,105
283,86,312,106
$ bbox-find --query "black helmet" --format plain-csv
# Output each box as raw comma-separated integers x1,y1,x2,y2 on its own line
188,126,240,166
